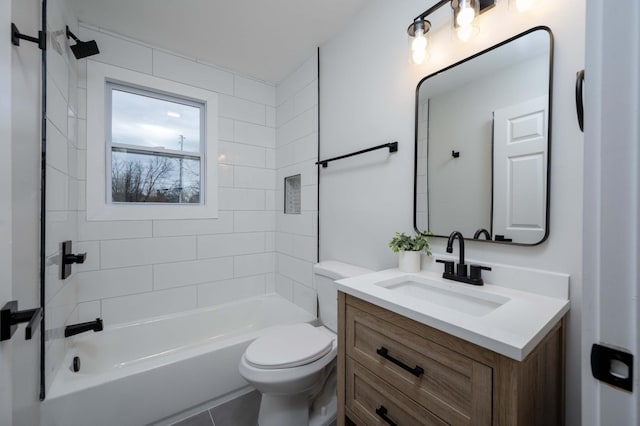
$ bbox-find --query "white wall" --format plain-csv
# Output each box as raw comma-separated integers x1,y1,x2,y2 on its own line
75,25,279,325
274,55,319,314
1,2,14,424
319,0,585,424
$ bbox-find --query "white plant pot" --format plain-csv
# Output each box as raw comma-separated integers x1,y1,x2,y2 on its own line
398,251,421,273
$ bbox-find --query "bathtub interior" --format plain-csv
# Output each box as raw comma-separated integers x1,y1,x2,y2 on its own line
42,294,316,426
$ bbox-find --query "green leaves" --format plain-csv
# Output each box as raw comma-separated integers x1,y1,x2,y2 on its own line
388,231,431,255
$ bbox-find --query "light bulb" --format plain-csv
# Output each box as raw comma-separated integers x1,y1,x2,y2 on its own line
515,0,534,11
456,6,476,27
456,25,475,42
410,26,428,64
412,32,427,52
412,49,427,65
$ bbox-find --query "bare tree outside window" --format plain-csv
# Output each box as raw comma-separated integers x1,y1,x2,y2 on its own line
111,150,200,203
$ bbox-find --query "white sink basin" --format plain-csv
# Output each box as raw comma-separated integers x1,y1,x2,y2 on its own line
374,276,510,316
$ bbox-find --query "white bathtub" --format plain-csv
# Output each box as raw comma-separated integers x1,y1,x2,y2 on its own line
42,294,316,426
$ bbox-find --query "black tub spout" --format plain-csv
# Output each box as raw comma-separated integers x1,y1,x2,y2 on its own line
65,318,103,338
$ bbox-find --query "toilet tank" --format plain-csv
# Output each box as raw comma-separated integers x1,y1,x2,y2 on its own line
314,260,373,333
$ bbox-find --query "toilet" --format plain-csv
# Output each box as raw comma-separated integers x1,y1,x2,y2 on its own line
238,260,372,426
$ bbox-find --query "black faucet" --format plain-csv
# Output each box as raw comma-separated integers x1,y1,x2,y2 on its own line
65,318,103,338
436,231,491,286
473,228,491,240
446,231,466,276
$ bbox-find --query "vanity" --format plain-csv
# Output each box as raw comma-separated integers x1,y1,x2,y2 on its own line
333,25,568,425
335,269,569,425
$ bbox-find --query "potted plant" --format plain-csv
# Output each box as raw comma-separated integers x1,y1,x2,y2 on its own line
388,231,431,273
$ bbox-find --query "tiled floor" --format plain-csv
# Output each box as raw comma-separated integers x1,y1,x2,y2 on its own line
171,390,260,426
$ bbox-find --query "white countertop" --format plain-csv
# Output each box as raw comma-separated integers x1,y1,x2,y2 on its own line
337,268,570,361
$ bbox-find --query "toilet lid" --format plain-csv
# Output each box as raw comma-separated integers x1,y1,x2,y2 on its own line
245,323,334,369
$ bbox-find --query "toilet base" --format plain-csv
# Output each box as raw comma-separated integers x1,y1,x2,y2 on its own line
258,393,309,426
256,366,337,426
309,392,336,426
257,392,336,426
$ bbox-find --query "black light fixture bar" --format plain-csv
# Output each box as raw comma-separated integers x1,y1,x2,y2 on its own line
11,23,46,50
408,0,496,35
478,0,497,13
316,142,398,168
416,0,451,22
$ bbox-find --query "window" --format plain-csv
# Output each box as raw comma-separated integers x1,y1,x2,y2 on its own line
86,61,218,220
108,83,204,204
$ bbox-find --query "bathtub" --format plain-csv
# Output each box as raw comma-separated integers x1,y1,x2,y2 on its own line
42,294,316,426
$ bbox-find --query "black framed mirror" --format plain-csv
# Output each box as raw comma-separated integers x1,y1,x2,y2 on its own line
414,26,553,245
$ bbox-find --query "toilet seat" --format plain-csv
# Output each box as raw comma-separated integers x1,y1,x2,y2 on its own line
245,323,334,369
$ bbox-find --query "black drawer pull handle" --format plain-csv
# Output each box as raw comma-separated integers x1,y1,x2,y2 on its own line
376,405,398,426
376,346,424,377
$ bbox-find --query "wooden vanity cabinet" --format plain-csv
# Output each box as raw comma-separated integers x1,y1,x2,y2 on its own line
337,292,565,426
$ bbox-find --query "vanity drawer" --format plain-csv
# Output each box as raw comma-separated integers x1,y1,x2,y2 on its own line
345,304,492,425
346,357,447,426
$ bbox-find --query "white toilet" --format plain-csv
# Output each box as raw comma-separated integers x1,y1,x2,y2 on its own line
238,260,372,426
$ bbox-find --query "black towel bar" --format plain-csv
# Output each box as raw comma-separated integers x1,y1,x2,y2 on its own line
316,141,398,168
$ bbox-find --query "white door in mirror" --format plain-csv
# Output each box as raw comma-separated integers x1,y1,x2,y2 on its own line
493,96,548,244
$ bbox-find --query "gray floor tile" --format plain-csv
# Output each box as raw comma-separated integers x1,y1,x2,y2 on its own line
209,390,261,426
171,410,214,426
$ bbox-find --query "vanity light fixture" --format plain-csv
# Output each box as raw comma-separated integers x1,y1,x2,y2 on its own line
407,0,496,63
408,18,431,64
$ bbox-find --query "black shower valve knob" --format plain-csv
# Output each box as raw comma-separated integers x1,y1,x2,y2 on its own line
64,252,86,265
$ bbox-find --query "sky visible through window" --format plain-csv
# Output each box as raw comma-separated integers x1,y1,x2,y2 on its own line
110,88,202,203
111,89,201,152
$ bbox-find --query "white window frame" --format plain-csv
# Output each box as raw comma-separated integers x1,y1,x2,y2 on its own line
86,61,218,220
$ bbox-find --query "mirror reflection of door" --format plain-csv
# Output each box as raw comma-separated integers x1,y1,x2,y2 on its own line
493,96,548,244
414,27,552,245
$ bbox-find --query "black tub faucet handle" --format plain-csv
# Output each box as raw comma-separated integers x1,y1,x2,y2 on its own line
64,252,86,264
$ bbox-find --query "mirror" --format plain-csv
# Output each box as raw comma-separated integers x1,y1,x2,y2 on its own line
414,27,553,245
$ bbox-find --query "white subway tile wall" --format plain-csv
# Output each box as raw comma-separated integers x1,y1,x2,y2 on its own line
101,287,198,324
197,275,267,308
152,50,235,95
153,258,234,290
77,266,153,302
274,55,319,313
79,27,153,74
41,26,320,400
71,24,309,326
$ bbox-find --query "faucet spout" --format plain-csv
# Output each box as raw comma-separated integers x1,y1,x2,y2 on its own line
446,231,465,271
473,228,491,240
64,318,103,338
439,231,491,286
